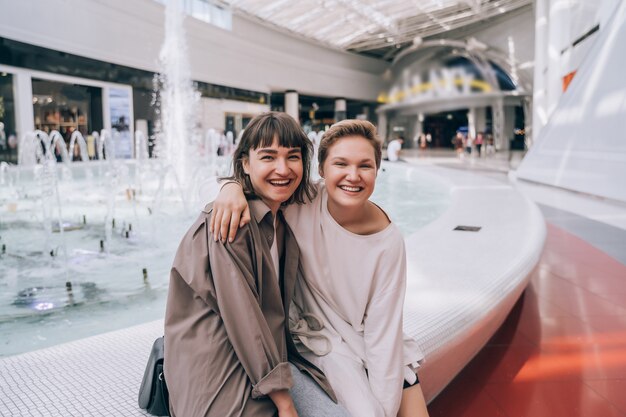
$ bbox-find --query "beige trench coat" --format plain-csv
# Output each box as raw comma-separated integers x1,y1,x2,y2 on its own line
164,200,336,417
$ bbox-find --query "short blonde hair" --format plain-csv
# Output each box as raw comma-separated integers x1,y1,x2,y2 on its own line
318,119,382,169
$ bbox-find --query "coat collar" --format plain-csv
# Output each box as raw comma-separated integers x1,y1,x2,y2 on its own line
249,199,273,224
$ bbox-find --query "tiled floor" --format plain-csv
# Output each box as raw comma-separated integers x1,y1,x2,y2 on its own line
428,220,626,417
0,320,163,416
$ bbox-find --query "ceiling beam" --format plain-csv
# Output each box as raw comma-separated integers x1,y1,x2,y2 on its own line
332,0,398,33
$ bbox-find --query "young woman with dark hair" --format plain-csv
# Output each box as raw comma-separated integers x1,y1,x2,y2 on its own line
164,112,349,417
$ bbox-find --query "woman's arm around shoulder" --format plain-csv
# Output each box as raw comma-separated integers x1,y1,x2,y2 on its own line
210,180,322,243
210,182,251,243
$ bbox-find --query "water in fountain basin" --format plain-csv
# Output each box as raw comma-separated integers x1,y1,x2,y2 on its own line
2,0,458,358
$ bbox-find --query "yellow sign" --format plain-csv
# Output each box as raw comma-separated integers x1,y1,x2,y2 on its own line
379,67,493,105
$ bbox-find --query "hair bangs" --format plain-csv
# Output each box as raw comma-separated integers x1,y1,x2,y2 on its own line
223,111,316,206
252,119,307,151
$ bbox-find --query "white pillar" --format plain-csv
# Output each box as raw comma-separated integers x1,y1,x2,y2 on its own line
533,0,549,139
492,99,505,150
234,114,243,136
467,108,476,139
413,113,424,148
503,106,516,150
377,112,387,142
285,90,299,122
474,107,487,134
14,71,34,138
334,98,347,122
546,0,570,119
523,96,533,148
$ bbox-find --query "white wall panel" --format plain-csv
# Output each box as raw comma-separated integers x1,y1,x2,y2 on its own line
470,8,535,68
200,97,269,131
0,0,387,101
516,0,626,203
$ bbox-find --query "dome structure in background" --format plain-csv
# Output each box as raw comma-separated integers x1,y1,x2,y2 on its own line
376,38,532,151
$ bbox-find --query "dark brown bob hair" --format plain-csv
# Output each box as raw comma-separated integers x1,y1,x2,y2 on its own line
318,119,382,170
226,111,315,205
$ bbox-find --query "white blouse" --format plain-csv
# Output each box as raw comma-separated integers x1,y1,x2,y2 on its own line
285,182,423,417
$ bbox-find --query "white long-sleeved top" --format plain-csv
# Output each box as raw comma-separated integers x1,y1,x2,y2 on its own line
285,182,423,417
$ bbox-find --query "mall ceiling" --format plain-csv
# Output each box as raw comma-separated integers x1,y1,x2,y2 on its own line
219,0,533,60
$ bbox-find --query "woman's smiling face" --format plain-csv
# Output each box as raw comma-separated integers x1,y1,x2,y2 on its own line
243,137,303,213
320,135,377,211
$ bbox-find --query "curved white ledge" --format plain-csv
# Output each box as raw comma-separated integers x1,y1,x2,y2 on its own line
398,163,546,401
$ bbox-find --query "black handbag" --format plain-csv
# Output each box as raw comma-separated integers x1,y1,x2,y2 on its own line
138,336,170,416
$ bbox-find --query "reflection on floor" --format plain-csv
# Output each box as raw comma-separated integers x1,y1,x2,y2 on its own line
428,221,626,417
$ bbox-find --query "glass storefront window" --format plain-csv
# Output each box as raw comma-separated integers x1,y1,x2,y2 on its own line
0,72,17,163
32,78,103,140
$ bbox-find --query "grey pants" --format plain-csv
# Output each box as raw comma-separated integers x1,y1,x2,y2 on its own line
289,363,351,417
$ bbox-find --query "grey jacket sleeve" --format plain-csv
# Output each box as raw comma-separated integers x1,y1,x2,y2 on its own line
207,223,293,398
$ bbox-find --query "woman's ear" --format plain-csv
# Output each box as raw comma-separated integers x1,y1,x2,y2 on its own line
242,157,250,175
318,165,324,178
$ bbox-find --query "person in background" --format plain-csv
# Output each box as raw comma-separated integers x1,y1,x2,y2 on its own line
465,133,473,155
386,136,404,162
413,132,424,149
475,132,484,157
453,132,464,159
485,133,495,156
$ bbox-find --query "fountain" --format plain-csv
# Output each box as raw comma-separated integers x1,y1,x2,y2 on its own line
154,0,201,192
0,0,231,356
0,0,454,359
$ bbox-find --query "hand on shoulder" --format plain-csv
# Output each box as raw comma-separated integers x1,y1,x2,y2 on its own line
210,182,251,243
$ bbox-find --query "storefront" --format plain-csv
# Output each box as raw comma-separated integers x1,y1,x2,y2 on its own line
0,36,270,163
0,63,135,161
376,39,532,151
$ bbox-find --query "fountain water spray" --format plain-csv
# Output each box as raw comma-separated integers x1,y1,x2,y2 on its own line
68,131,90,162
35,154,69,275
154,0,200,193
0,161,10,186
48,131,71,164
